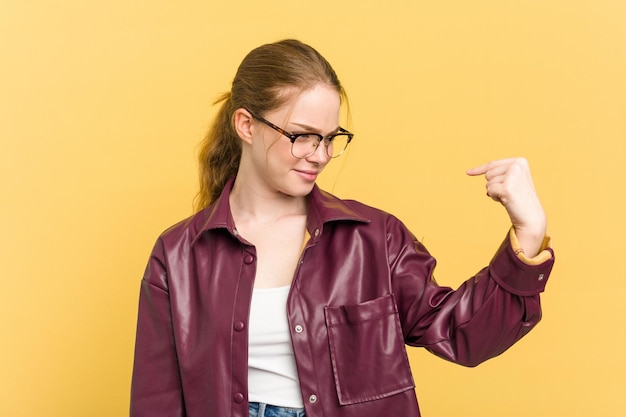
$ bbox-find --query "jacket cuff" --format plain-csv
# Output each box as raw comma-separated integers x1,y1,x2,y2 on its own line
489,229,555,296
510,227,553,265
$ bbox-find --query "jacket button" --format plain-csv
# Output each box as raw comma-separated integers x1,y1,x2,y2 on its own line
244,254,255,264
309,394,318,403
234,321,245,331
538,273,545,281
295,324,303,333
234,392,245,403
313,228,320,237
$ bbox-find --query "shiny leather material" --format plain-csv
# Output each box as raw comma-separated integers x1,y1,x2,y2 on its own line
131,178,555,417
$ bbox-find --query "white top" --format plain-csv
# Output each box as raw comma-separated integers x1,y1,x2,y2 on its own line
247,285,303,408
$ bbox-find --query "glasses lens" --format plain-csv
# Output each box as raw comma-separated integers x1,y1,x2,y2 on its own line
291,134,352,158
327,134,350,158
291,135,320,158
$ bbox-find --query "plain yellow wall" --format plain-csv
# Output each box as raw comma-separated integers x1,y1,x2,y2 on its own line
2,1,625,416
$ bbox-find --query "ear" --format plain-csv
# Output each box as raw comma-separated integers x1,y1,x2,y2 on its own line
233,108,254,145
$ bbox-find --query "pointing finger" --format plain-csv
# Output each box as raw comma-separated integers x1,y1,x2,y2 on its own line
466,158,517,177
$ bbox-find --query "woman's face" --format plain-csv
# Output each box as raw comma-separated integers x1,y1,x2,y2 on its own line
246,83,341,198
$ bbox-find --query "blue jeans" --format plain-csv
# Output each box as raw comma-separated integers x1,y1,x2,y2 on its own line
249,402,306,417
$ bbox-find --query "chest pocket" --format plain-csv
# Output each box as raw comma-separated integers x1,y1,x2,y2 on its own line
324,293,415,405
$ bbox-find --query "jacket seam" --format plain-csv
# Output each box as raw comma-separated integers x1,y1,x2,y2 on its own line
141,277,169,293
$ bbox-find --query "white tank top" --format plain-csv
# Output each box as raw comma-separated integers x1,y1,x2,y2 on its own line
247,285,303,408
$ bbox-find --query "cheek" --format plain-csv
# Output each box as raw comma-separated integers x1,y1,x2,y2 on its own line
265,139,296,165
253,135,280,163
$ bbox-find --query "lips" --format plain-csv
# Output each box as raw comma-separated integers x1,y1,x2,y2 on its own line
294,169,319,181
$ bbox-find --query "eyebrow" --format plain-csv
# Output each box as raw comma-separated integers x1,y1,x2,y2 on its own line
290,122,341,135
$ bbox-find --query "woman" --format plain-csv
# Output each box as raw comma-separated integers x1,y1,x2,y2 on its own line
130,39,554,417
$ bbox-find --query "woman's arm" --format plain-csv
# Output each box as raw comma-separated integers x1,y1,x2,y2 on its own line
130,240,185,417
390,158,554,365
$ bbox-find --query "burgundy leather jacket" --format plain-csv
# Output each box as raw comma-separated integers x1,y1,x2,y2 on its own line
131,179,554,417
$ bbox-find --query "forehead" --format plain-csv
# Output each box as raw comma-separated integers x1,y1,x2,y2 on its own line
272,84,341,129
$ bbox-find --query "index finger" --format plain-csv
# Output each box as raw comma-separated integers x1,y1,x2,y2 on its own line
466,158,516,176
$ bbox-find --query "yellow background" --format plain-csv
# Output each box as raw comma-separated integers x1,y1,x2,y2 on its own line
2,1,625,416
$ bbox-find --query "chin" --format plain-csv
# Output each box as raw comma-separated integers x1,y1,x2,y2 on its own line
279,182,316,198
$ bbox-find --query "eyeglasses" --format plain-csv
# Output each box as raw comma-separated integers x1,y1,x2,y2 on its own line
247,110,354,159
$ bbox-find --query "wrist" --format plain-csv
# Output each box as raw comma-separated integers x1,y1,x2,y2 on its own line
512,223,547,258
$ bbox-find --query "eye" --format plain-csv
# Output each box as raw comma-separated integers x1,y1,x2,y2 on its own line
296,134,319,141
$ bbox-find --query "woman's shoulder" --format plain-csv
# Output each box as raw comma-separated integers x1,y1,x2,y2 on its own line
312,187,407,229
155,208,214,247
316,190,428,257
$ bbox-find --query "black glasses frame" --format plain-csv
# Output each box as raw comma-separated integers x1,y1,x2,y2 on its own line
246,110,354,159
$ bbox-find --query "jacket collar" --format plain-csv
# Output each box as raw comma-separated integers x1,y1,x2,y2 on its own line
191,177,369,245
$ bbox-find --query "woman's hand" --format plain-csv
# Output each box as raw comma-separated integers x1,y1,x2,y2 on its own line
467,157,547,257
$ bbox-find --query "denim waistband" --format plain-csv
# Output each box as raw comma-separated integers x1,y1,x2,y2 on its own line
249,402,306,417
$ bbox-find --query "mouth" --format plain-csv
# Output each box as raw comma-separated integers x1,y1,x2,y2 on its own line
294,169,319,182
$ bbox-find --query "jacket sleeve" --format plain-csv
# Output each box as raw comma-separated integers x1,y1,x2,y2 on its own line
130,238,185,417
389,219,555,367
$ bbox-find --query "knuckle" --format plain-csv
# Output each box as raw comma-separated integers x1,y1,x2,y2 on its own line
515,157,529,167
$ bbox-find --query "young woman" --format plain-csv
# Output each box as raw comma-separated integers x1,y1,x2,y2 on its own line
130,39,554,417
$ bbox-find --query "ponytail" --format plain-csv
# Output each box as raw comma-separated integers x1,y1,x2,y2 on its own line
195,92,241,210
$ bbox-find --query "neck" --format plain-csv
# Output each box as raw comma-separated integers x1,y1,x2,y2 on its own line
229,177,309,224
